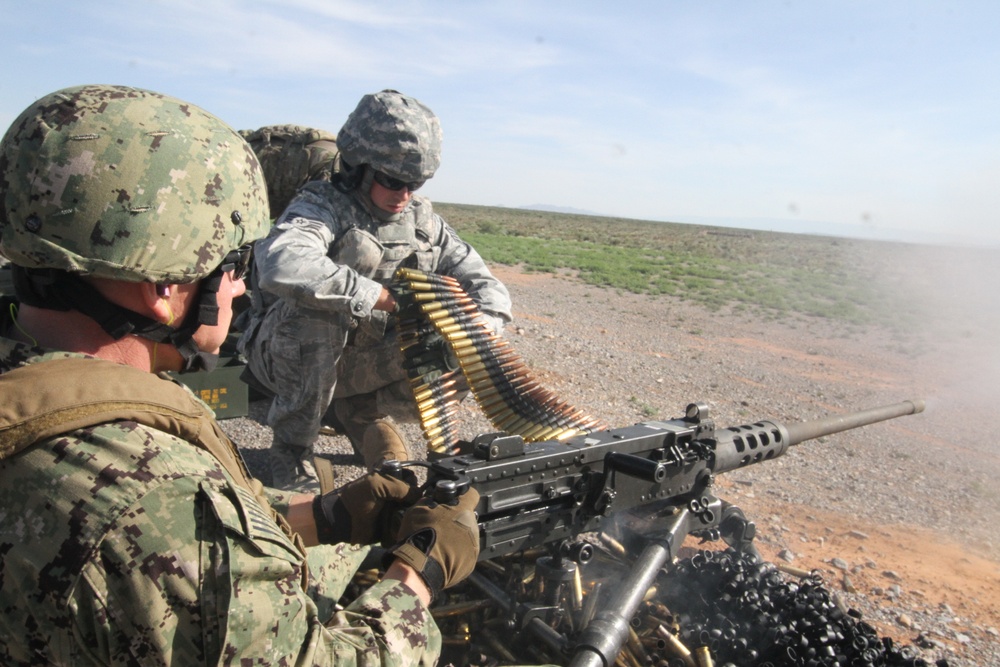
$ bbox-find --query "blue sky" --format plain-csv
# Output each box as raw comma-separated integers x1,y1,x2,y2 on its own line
2,1,998,245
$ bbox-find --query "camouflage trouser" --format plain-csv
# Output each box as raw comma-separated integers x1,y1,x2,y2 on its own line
239,300,419,452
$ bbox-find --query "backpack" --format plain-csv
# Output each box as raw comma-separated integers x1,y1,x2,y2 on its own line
238,124,339,220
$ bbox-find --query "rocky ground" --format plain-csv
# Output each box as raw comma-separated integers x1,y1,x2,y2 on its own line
221,245,1000,666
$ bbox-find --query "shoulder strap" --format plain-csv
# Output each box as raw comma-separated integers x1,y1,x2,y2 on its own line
0,358,278,512
0,357,311,580
0,357,308,561
2,357,222,456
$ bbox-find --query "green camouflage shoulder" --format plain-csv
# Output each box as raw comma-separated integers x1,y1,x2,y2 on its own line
0,346,441,666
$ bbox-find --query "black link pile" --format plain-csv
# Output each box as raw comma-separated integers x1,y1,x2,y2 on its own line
427,546,946,667
658,549,946,667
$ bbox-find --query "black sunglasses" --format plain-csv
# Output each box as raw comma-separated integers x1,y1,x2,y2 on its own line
373,169,425,192
218,243,253,280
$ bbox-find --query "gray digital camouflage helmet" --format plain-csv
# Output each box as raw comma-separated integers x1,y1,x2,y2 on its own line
0,84,270,284
336,89,442,182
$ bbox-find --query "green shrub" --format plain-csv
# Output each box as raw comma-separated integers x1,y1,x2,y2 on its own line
438,203,914,327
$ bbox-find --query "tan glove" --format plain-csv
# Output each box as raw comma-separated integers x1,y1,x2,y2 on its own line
389,486,480,599
313,468,421,545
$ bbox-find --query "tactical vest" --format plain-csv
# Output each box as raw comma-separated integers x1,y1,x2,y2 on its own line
241,183,445,368
327,193,441,285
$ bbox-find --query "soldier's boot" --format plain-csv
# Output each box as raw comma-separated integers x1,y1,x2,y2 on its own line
269,441,320,493
329,395,381,457
360,419,411,472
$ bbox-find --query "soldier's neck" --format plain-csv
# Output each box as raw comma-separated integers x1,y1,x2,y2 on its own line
12,304,171,372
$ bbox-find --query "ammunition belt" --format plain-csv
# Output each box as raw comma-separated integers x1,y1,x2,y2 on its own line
393,268,606,455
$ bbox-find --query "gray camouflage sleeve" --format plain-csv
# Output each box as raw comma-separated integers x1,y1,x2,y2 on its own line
432,214,513,325
253,185,382,318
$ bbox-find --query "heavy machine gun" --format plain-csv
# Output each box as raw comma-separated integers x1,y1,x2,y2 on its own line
390,399,925,667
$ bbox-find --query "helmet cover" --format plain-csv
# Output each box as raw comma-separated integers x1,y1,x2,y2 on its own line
0,84,269,283
336,89,442,182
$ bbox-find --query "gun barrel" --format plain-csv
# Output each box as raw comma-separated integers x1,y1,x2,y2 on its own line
784,399,924,446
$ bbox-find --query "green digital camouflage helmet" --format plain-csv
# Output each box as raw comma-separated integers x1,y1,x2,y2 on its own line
336,90,442,183
0,84,270,284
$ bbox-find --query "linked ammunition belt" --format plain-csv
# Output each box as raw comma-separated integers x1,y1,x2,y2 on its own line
393,268,606,454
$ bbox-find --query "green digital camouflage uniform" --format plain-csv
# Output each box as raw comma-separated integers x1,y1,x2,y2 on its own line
0,329,441,666
238,91,512,466
0,84,441,666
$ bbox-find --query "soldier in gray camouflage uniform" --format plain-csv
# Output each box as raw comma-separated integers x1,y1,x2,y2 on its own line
238,90,512,489
0,85,480,666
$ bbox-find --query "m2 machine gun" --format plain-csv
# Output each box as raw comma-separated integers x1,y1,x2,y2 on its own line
398,399,924,667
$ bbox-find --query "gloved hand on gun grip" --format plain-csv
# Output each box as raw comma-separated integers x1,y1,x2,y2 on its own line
388,486,480,600
313,468,421,545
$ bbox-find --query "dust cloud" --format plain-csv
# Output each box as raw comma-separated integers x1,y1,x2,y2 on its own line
872,241,1000,457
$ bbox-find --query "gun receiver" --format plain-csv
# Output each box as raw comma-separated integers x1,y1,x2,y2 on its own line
422,399,924,562
407,400,924,667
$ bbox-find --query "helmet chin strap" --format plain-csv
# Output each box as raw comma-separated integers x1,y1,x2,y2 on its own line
12,266,224,373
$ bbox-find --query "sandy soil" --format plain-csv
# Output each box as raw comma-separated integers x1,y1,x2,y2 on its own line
486,261,1000,664
226,248,1000,665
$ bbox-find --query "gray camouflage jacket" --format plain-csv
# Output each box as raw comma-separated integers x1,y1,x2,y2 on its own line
249,182,512,331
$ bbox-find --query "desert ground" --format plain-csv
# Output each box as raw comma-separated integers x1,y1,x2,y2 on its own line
224,240,1000,665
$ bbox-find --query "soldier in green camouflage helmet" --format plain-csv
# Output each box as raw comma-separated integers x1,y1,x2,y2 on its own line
0,84,476,666
238,90,512,488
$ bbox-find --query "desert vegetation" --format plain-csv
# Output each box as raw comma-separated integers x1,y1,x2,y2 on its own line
437,202,918,327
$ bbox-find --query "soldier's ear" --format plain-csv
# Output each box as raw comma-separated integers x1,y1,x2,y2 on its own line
141,283,176,325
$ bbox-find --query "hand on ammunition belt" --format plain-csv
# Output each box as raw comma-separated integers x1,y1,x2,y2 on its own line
402,331,460,383
392,267,607,453
388,486,481,600
313,468,421,545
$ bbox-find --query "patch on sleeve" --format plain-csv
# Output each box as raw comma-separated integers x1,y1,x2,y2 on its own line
201,482,301,561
